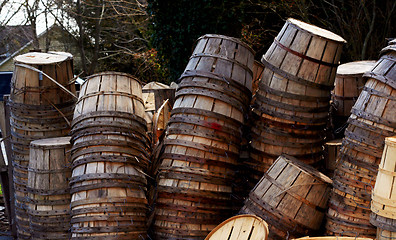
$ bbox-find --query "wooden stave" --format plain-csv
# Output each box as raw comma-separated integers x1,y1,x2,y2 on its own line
241,155,332,239
376,228,396,240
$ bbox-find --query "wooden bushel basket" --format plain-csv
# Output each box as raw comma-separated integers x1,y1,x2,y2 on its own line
70,72,150,239
204,214,269,240
240,155,332,240
10,52,76,239
153,34,254,239
27,137,71,240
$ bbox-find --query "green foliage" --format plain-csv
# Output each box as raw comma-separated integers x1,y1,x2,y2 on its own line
147,0,244,82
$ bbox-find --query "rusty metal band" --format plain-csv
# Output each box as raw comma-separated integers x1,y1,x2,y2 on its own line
197,34,255,54
351,108,396,129
262,173,327,212
10,105,74,118
71,111,147,129
167,127,240,146
253,102,329,124
179,69,251,95
164,138,239,159
70,181,146,194
255,94,330,113
338,151,379,173
253,121,325,139
328,200,369,217
258,83,330,101
249,147,323,161
274,38,339,68
257,113,326,131
71,225,147,234
342,137,383,159
71,146,148,162
344,128,384,149
71,122,147,140
27,198,70,205
171,107,242,127
30,222,69,231
261,56,334,90
72,155,145,169
250,131,324,148
160,153,236,169
26,187,69,195
153,226,209,238
27,167,70,174
12,161,28,171
190,53,253,77
10,110,72,122
75,90,144,106
71,205,147,215
333,170,374,190
27,208,69,216
71,129,150,148
157,185,231,199
13,178,27,188
326,213,376,231
70,172,146,185
363,72,396,90
178,80,250,105
337,161,376,180
71,215,146,224
155,201,230,213
347,117,396,137
10,118,70,131
175,88,248,113
159,170,230,185
70,233,147,240
248,193,316,234
370,213,396,232
70,139,149,157
363,86,396,101
332,179,371,201
157,191,230,205
13,171,27,181
154,214,225,225
8,100,75,111
168,116,240,137
70,197,147,208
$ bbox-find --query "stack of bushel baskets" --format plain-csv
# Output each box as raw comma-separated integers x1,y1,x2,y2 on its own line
153,34,254,239
325,45,396,238
70,72,151,239
9,52,76,239
246,18,346,185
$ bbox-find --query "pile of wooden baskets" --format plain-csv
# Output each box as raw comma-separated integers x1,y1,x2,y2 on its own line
325,46,396,238
240,154,333,240
26,137,71,240
69,72,151,239
153,34,254,239
331,61,376,137
9,52,76,239
370,136,396,240
246,18,346,185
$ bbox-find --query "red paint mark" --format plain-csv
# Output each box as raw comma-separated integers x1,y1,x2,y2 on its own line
204,121,222,131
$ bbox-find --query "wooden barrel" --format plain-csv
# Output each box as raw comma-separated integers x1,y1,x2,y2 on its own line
204,214,269,240
240,154,332,240
325,46,396,238
70,72,150,239
10,52,76,239
27,137,71,240
331,61,376,135
153,34,254,239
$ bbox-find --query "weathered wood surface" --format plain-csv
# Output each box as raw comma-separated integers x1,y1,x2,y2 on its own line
153,34,254,239
204,214,269,240
325,47,396,238
9,52,76,239
240,155,332,240
70,72,150,239
27,137,71,240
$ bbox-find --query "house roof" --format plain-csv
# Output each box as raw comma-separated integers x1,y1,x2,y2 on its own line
0,25,34,62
